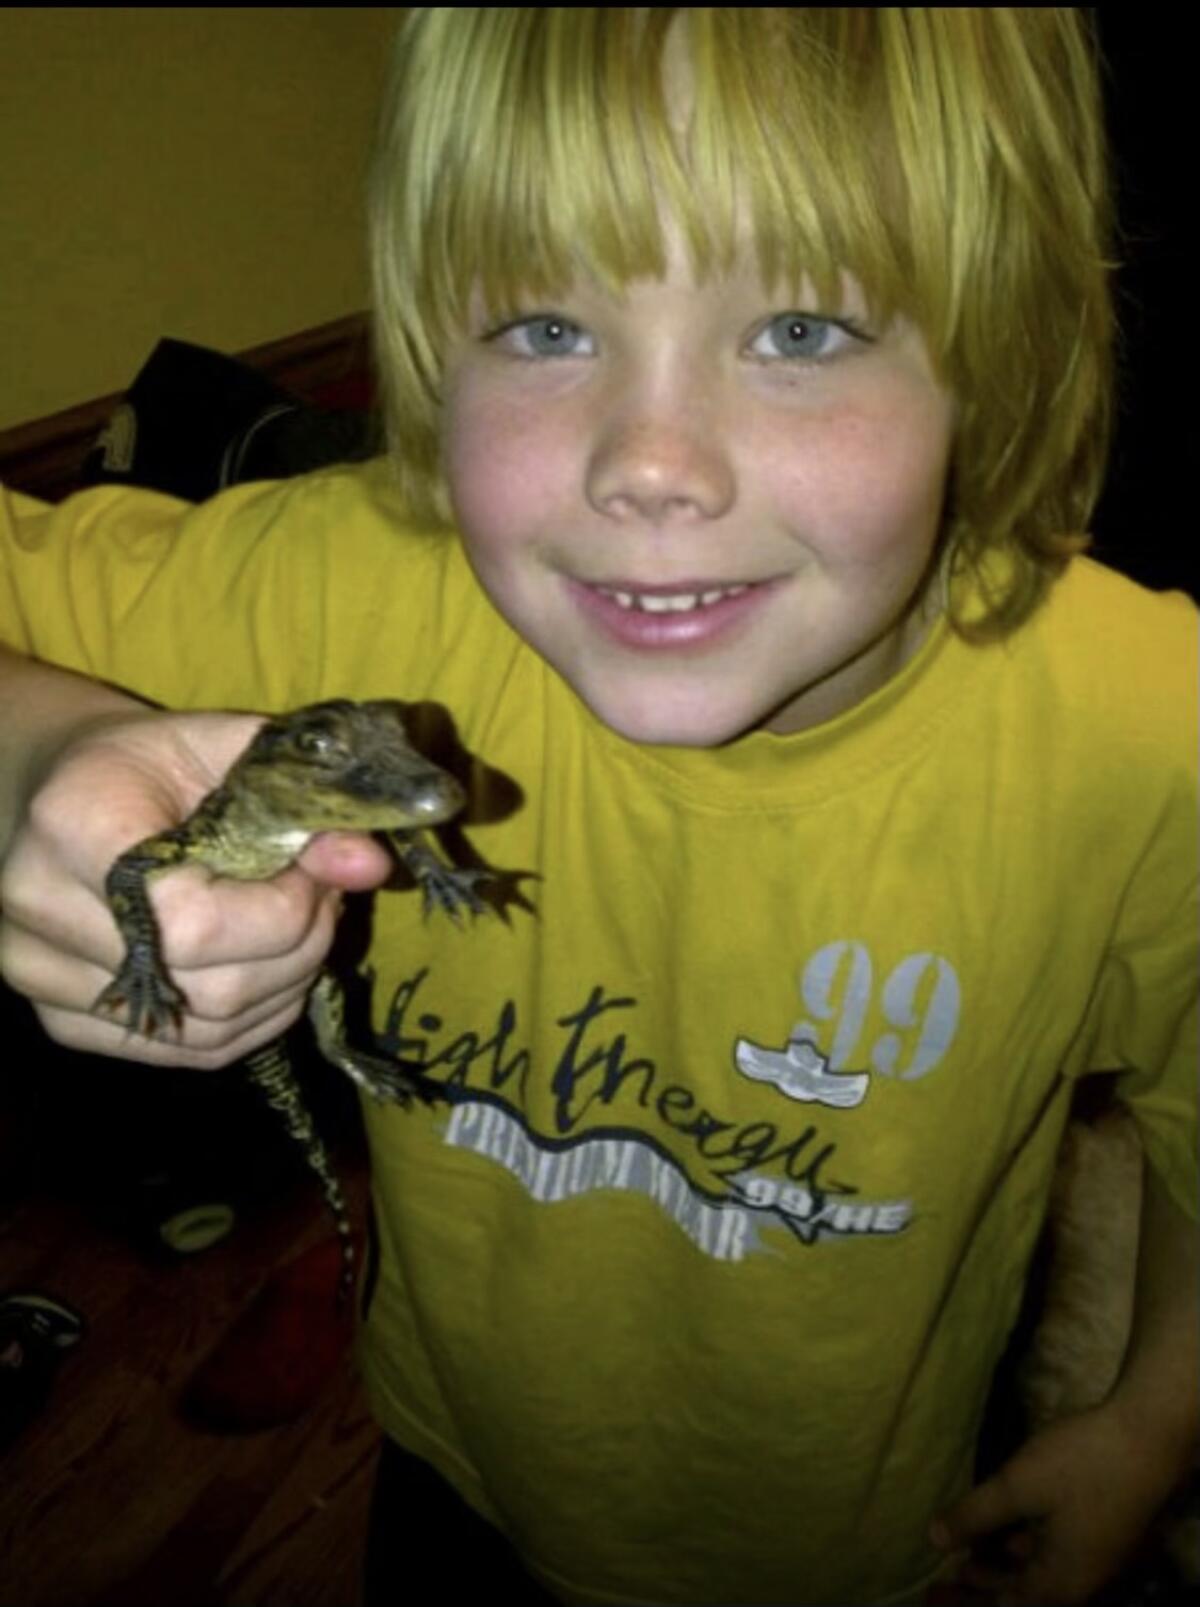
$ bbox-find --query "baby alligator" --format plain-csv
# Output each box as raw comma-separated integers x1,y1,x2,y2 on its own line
92,699,488,1299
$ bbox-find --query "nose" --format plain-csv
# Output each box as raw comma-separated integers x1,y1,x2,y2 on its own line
586,411,735,526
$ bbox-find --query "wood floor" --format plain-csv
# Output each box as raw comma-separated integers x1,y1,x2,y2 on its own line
0,1005,381,1607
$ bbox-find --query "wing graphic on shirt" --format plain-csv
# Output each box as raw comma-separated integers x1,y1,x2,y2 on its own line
734,1031,870,1109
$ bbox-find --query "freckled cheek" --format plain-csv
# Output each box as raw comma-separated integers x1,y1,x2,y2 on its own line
770,408,952,566
442,389,575,552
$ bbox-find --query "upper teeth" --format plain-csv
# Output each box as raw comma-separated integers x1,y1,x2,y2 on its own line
597,585,750,612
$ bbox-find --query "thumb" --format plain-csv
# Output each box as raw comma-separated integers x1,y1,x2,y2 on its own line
299,830,395,891
931,1473,1025,1552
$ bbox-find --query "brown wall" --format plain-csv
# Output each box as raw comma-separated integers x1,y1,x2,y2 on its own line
0,7,399,431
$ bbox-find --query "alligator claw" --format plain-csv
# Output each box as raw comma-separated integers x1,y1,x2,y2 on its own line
418,863,492,923
93,955,187,1039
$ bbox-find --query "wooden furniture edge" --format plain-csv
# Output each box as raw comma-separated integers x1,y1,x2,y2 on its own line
0,312,371,503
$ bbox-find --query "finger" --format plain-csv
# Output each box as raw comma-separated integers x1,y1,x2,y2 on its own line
1,922,134,1015
0,878,121,980
144,864,339,970
34,977,314,1070
0,834,132,971
4,886,338,1027
950,1526,1047,1606
932,1473,1034,1552
299,830,395,891
175,925,337,1025
26,736,203,893
10,851,340,979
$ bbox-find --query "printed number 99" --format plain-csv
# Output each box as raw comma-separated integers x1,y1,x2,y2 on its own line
795,942,960,1081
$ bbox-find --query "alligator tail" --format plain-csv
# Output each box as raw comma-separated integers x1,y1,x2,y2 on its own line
242,1040,355,1303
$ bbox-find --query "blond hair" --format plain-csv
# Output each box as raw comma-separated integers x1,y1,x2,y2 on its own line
369,8,1116,640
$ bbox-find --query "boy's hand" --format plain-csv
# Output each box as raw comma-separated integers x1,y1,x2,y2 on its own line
928,1402,1177,1605
0,709,394,1068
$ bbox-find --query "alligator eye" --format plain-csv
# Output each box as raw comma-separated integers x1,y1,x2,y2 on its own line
297,729,337,759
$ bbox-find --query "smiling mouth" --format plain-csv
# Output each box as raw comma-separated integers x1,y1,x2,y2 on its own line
587,582,755,614
568,574,778,650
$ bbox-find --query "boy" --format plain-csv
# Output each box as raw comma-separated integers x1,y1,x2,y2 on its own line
1,10,1196,1606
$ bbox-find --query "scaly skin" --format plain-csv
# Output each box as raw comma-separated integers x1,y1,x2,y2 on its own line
93,699,490,1298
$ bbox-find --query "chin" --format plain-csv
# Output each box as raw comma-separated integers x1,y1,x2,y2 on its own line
578,685,764,749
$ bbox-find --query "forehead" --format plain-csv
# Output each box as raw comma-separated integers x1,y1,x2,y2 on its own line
415,10,908,339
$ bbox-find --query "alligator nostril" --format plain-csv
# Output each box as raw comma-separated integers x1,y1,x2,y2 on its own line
411,774,465,816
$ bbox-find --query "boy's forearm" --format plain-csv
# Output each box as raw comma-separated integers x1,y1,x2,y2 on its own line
1108,1160,1200,1477
0,641,144,855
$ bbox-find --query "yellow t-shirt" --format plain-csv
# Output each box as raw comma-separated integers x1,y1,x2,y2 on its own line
2,462,1197,1607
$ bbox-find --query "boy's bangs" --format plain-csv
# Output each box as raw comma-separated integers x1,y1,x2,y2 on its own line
420,9,907,340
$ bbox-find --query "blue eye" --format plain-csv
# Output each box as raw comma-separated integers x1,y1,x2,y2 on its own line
489,315,593,359
750,314,867,362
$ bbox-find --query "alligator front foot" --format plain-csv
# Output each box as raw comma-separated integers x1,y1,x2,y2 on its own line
418,862,491,923
390,833,491,924
93,944,188,1038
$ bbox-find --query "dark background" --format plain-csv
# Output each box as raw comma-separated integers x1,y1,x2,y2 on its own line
1090,7,1191,599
